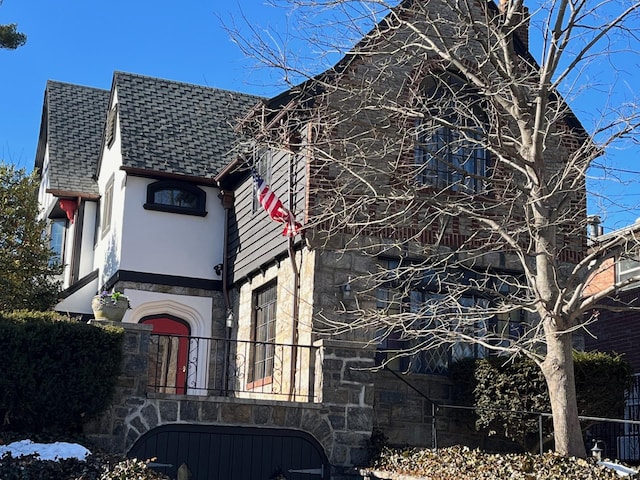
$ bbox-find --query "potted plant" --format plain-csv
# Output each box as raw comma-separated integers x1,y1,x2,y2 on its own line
91,290,131,321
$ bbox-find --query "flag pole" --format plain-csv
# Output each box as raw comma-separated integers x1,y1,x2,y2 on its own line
288,153,300,401
288,234,300,401
252,160,301,399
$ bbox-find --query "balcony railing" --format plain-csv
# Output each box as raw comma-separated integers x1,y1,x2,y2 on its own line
148,334,319,402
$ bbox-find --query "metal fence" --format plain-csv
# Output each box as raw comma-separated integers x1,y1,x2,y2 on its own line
584,374,640,462
148,333,319,402
431,403,640,462
387,367,640,463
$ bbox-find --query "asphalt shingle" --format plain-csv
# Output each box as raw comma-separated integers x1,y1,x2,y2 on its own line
45,81,110,195
41,73,263,195
113,72,262,179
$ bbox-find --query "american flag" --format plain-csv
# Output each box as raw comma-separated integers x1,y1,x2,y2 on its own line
252,171,301,237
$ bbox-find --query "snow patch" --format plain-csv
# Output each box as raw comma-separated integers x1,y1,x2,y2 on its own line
0,440,91,461
598,461,639,477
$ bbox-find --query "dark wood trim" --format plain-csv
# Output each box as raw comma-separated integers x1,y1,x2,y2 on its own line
246,375,273,391
120,166,218,186
215,157,243,183
46,189,100,200
143,203,208,216
104,270,222,291
215,157,250,189
69,200,85,284
59,269,99,299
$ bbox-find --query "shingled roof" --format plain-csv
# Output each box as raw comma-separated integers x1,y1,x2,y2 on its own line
36,80,110,196
112,72,262,180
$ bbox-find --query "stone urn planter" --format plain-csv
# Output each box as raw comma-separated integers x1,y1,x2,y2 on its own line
91,291,130,321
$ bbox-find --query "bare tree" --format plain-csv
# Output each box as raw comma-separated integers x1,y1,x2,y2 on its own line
230,0,640,457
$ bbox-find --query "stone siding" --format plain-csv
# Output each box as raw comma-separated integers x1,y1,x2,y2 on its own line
83,321,378,470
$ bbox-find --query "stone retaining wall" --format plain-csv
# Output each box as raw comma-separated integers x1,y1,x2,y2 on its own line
83,321,377,468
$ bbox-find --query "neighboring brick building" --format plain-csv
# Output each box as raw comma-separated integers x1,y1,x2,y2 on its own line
585,219,640,372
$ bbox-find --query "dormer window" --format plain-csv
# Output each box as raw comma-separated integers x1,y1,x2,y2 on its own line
144,180,207,216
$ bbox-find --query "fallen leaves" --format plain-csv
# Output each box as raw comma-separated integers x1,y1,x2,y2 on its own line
365,445,631,479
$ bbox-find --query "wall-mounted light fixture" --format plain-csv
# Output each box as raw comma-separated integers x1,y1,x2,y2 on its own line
225,309,235,328
213,263,223,276
591,440,603,461
341,276,353,300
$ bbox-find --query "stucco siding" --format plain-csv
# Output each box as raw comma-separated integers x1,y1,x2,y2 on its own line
119,176,224,280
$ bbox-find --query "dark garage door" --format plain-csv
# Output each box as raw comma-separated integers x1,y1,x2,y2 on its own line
128,424,330,480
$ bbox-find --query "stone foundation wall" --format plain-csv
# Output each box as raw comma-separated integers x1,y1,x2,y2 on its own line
373,370,452,448
84,320,153,453
83,321,378,469
318,340,376,466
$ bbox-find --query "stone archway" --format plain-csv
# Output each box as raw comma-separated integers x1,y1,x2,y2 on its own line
127,298,209,394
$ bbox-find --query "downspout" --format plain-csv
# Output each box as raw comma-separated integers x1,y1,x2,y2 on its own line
219,190,235,396
288,147,301,401
289,236,300,400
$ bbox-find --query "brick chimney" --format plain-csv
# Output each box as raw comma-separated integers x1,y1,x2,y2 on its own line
498,0,530,50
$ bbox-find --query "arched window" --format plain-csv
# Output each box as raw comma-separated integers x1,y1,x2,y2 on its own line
144,180,207,216
415,72,489,194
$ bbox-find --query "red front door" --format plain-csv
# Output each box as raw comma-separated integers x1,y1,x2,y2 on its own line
142,317,190,394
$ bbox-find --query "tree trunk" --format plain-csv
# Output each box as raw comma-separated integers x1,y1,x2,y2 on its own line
541,327,587,457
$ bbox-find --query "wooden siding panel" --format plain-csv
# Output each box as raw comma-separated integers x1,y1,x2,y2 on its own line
228,149,306,283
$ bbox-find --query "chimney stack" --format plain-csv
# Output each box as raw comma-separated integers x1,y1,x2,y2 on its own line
587,215,603,239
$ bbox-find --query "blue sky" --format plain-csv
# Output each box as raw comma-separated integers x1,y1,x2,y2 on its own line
1,0,639,232
0,1,288,165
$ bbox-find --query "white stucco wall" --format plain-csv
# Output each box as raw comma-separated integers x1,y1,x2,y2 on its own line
93,87,225,285
119,176,225,280
37,144,75,288
55,276,99,315
61,217,76,286
94,90,125,288
37,144,54,220
78,201,97,279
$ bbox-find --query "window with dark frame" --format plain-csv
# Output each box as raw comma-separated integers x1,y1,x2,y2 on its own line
416,122,488,192
415,73,489,194
101,176,114,236
375,258,522,374
144,180,207,216
252,147,273,213
248,282,277,388
48,218,67,266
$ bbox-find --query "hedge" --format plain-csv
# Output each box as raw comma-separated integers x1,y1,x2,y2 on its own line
0,311,124,433
449,351,633,452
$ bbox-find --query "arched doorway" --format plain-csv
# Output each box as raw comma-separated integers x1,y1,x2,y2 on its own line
142,315,190,395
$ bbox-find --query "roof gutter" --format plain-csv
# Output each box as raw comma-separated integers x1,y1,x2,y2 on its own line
120,166,218,186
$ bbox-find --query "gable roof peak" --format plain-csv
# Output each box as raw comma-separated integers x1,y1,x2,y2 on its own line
105,71,263,180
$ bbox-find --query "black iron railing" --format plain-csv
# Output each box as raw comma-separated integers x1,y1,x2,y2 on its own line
148,334,319,402
388,366,640,463
584,374,640,463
